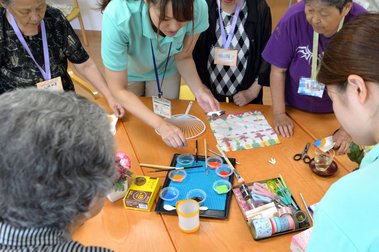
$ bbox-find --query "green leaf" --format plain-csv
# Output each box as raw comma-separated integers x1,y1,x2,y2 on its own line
347,142,365,166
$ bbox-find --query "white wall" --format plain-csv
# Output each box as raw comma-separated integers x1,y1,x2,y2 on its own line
71,0,103,31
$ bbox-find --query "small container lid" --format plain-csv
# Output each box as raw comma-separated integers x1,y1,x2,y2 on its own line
186,189,207,205
159,187,180,201
168,169,187,182
207,156,223,169
177,154,195,167
215,165,233,178
213,180,232,194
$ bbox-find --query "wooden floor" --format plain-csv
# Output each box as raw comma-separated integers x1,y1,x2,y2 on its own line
74,0,291,105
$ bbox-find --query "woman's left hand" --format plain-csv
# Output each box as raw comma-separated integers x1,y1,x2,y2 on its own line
233,81,262,106
332,127,352,155
107,96,125,118
196,87,220,113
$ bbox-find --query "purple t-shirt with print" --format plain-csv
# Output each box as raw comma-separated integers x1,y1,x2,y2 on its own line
262,1,366,113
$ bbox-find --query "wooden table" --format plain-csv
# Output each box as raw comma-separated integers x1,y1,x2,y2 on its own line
286,107,357,171
88,97,350,252
72,98,175,251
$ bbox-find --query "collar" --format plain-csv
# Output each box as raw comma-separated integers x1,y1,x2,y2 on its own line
360,143,379,168
0,222,69,247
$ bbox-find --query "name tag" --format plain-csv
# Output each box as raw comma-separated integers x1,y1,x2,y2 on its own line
298,77,325,98
36,77,63,92
214,47,238,67
153,96,171,118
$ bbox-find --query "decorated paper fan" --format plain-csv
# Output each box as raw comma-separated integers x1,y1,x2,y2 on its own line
155,101,206,139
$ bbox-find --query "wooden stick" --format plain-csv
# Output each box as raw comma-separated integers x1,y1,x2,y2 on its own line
140,163,182,170
300,193,314,223
204,139,208,175
216,145,245,184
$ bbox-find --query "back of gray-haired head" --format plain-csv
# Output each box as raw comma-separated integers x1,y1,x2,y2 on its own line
305,0,352,12
0,89,115,229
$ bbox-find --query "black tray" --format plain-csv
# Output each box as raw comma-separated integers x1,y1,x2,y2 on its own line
155,153,236,219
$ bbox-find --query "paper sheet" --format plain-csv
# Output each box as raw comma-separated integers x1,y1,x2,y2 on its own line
209,111,280,152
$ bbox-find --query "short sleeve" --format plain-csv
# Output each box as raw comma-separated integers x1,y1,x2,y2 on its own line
101,13,129,71
261,18,295,69
188,0,209,35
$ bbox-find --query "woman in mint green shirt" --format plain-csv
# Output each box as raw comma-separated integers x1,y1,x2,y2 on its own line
307,13,379,251
100,0,219,148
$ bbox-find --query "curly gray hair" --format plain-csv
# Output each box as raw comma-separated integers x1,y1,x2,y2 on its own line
0,89,115,229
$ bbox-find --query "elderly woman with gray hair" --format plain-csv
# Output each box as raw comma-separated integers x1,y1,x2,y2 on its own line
0,0,124,117
0,89,114,251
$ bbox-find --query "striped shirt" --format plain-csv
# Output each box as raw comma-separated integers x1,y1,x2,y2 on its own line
0,222,113,252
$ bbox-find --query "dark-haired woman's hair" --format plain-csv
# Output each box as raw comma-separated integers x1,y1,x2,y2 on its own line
99,0,194,23
305,0,352,12
317,13,379,90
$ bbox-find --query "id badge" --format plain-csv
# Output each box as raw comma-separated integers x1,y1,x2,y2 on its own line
298,77,325,98
152,96,171,118
214,47,238,66
36,77,63,92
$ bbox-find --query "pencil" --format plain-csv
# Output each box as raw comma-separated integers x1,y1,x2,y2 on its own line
300,193,314,223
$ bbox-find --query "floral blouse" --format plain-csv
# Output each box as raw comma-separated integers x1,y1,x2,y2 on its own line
0,6,89,94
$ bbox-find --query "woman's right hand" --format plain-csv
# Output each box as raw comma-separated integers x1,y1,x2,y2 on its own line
157,122,188,148
274,113,294,137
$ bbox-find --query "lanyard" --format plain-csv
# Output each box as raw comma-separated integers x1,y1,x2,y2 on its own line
311,17,345,80
216,0,244,49
150,40,172,98
7,11,51,81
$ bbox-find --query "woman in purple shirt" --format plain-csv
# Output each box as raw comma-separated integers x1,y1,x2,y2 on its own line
262,0,365,154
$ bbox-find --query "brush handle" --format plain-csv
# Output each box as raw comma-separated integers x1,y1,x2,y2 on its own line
184,101,193,115
140,163,182,170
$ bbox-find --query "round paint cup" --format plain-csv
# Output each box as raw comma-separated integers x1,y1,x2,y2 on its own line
159,187,179,202
177,154,195,167
215,165,233,178
206,156,223,169
186,189,206,205
176,199,200,233
168,170,187,183
213,180,232,194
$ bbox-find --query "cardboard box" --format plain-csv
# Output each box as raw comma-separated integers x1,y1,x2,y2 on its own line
123,176,160,211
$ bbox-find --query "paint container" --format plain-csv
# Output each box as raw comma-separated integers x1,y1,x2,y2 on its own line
159,187,179,202
213,180,232,194
186,189,206,205
177,154,195,167
215,165,233,178
206,156,223,169
176,199,200,233
168,170,187,183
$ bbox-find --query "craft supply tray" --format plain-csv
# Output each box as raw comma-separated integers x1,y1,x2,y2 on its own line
232,177,311,240
155,154,235,219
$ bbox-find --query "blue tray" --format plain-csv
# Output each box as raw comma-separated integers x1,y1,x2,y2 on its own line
155,154,235,219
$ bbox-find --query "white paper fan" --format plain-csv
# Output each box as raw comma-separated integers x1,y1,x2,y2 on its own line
155,101,206,139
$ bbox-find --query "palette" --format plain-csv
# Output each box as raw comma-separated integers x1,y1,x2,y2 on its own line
155,154,235,219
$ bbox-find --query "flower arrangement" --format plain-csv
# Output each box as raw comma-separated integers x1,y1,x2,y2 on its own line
114,152,132,192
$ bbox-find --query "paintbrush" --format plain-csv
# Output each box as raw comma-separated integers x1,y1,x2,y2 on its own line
195,140,199,163
216,145,245,184
140,163,183,170
148,165,203,173
208,149,240,165
204,139,208,175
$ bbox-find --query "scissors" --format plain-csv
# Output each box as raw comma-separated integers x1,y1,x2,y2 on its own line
293,142,312,164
